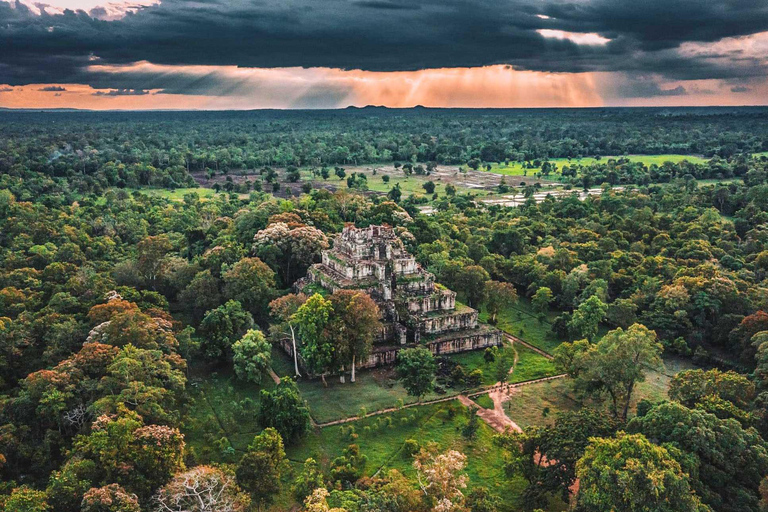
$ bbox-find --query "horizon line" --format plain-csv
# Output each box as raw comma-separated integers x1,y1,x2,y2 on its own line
3,104,768,113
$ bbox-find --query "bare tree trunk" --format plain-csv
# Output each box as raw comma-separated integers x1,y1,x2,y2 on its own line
340,365,345,383
289,324,301,377
351,354,356,383
321,373,327,387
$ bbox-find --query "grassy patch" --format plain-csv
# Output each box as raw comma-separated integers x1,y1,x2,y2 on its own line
272,347,420,423
446,345,513,386
487,154,710,177
294,369,416,424
306,167,490,200
287,400,565,512
480,297,562,353
509,345,558,383
502,379,578,429
272,342,526,424
130,187,219,200
502,355,696,429
183,363,275,464
474,393,495,410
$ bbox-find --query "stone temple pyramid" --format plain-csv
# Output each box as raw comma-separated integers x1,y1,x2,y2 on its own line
294,224,501,369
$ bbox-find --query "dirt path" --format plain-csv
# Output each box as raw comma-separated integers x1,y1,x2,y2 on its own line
459,393,521,433
459,335,563,433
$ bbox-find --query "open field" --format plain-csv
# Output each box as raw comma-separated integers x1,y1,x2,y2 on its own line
271,340,555,424
286,400,566,512
502,355,696,429
130,187,220,200
487,154,711,177
480,297,562,353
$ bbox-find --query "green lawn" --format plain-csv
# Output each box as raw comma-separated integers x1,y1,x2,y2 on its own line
272,347,423,424
446,345,513,386
129,187,219,200
487,154,710,177
183,363,275,463
480,297,562,353
286,400,566,512
474,393,495,410
273,333,558,425
502,355,696,429
509,345,558,383
272,340,554,424
445,341,556,386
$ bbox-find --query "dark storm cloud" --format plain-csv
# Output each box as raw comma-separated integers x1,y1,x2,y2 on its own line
38,85,66,91
732,86,752,93
353,1,421,10
0,0,767,91
620,81,688,98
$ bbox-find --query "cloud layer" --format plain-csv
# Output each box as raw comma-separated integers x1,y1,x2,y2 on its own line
1,0,767,107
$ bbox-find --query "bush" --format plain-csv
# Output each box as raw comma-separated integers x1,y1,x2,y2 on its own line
403,438,420,457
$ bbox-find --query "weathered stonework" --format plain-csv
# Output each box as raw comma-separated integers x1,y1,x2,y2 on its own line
293,224,501,369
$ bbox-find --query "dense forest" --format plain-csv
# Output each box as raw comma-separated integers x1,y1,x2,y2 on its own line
2,108,768,512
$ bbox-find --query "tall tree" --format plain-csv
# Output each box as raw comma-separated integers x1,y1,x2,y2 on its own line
199,300,255,362
496,409,616,508
222,257,276,319
135,235,172,290
236,428,286,511
328,290,381,383
531,287,553,316
413,447,469,512
294,294,334,385
554,323,663,421
232,329,272,384
153,466,250,512
252,223,329,285
269,293,307,377
568,295,607,341
576,432,706,512
629,401,768,512
257,378,311,444
483,281,518,324
396,347,436,402
80,484,140,512
457,265,490,309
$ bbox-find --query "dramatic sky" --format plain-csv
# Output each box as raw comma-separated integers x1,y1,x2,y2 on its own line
1,0,768,109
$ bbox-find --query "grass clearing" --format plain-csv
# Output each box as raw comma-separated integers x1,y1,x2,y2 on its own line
287,400,566,512
308,170,490,199
480,297,562,353
184,363,275,463
502,355,697,429
129,187,220,200
509,344,558,383
487,154,710,177
474,393,495,409
272,346,424,423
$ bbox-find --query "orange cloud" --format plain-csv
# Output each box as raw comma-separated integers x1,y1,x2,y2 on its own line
1,64,766,110
0,65,605,109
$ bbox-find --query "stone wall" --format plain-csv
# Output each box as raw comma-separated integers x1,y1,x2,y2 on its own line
401,288,456,315
419,310,478,334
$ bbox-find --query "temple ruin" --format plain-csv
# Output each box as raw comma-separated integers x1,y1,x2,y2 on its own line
291,224,501,369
